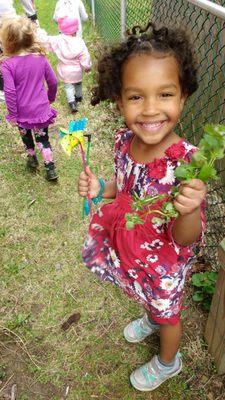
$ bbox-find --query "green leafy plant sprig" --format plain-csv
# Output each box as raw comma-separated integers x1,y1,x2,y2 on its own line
191,271,218,310
125,124,225,230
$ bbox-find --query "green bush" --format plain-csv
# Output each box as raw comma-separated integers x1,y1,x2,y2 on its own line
191,271,218,310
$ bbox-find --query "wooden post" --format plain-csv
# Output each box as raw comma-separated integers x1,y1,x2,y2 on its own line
205,238,225,374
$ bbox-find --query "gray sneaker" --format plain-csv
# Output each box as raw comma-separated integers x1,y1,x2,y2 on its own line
130,353,182,391
124,314,159,343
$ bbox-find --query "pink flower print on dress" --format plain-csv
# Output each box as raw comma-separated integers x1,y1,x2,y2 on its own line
96,209,104,218
165,141,186,160
128,269,139,279
183,142,197,155
158,163,176,185
117,169,124,190
151,298,171,312
91,223,104,231
155,265,167,276
146,254,158,263
134,281,147,301
148,158,167,179
140,242,153,251
159,276,180,292
150,239,164,249
135,259,149,268
108,248,121,268
140,239,163,251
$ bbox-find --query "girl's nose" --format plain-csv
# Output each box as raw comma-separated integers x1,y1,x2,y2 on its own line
142,98,159,115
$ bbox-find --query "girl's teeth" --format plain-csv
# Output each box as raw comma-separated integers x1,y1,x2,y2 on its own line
142,122,161,128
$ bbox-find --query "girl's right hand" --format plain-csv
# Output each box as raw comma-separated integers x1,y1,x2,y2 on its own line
78,166,101,199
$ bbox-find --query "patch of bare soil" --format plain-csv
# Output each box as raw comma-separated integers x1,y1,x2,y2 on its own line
0,333,66,400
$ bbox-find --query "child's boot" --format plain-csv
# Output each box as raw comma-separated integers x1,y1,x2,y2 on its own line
69,101,78,113
45,162,58,181
26,154,39,170
124,313,159,343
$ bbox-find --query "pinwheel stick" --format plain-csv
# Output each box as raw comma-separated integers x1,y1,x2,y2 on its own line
59,118,93,218
85,133,91,166
79,143,86,171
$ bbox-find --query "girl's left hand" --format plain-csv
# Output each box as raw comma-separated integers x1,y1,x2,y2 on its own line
174,179,206,215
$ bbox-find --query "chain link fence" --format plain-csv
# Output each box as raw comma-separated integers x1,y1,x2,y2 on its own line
87,0,225,268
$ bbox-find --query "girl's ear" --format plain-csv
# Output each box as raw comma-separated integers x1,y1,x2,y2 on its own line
180,93,187,111
116,96,124,113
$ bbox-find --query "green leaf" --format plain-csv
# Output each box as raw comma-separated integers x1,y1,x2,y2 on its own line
211,148,225,159
162,202,179,217
191,273,204,287
191,151,206,167
198,164,217,182
204,124,216,135
199,135,219,151
203,286,215,295
132,194,167,211
174,163,196,181
204,124,225,137
192,292,204,302
125,212,144,230
202,298,211,311
207,271,218,282
125,220,134,230
171,186,179,197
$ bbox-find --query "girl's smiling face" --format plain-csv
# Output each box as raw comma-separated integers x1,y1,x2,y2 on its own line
117,53,186,151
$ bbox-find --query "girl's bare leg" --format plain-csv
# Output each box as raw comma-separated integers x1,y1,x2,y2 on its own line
159,321,182,363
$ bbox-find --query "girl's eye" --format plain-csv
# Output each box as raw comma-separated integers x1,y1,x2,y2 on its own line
161,93,173,98
128,95,141,101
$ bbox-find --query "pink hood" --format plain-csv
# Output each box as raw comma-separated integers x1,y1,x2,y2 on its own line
39,30,91,83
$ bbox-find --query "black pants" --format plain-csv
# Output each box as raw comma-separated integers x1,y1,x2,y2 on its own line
0,75,3,91
0,47,3,91
18,126,54,165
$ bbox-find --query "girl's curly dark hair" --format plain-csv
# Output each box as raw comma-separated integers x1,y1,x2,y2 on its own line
91,22,198,106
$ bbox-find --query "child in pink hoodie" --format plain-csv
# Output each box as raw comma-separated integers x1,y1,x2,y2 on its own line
39,17,91,113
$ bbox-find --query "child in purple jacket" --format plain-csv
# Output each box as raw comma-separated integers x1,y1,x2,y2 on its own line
0,16,58,180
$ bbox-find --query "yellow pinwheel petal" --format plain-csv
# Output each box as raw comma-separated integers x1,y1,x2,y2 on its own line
71,130,85,149
60,135,73,156
60,129,86,156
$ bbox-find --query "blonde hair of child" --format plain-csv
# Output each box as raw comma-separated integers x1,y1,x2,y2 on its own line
0,16,45,60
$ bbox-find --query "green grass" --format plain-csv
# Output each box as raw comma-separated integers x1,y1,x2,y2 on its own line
0,1,224,399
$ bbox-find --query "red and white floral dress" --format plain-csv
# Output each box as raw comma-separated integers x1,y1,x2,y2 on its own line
82,129,205,325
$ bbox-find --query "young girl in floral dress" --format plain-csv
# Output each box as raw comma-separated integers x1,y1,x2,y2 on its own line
78,23,206,391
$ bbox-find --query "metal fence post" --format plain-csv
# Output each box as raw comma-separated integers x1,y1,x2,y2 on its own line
121,0,126,39
91,0,95,26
